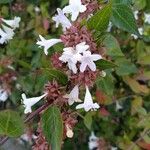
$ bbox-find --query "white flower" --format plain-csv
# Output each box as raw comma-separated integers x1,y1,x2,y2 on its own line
80,51,102,72
88,132,99,150
134,11,139,20
0,89,9,102
21,93,47,114
59,42,89,73
2,16,21,29
2,25,15,40
64,85,81,105
107,22,113,32
115,101,123,111
131,27,143,39
34,6,40,13
52,8,72,31
36,35,62,55
111,147,118,150
0,28,8,44
63,0,87,21
76,86,100,112
144,13,150,24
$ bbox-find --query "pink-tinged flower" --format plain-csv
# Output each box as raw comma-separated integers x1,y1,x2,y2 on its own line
144,13,150,24
66,124,74,138
0,88,9,102
52,8,72,31
80,51,102,72
76,86,100,111
63,0,87,21
64,85,81,105
21,93,47,114
2,16,21,29
36,35,62,55
59,42,89,73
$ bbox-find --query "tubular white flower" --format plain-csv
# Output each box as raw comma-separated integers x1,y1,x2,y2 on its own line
88,132,99,150
134,11,139,20
0,28,8,44
131,27,143,39
2,16,21,29
63,0,87,21
36,35,62,55
52,8,72,31
2,25,15,40
59,42,89,73
64,85,81,105
0,89,9,102
76,86,100,112
116,101,123,111
80,51,102,72
21,93,47,114
144,13,150,24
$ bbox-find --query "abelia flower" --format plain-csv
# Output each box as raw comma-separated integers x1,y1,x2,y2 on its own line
0,28,8,44
134,10,139,20
63,0,87,21
76,86,100,111
52,8,72,31
21,93,47,114
144,13,150,24
36,35,62,55
2,16,21,29
64,85,81,105
131,27,143,39
0,88,9,102
80,51,102,72
59,42,89,73
88,132,99,150
115,101,123,111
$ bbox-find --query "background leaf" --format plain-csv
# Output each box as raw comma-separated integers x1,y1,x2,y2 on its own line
111,3,139,35
0,110,24,137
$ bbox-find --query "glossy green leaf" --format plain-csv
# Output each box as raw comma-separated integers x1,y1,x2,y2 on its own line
42,106,63,150
111,3,139,35
0,110,24,137
96,59,117,70
87,1,112,32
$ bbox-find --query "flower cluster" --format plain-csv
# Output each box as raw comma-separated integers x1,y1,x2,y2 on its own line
0,16,21,44
22,0,102,115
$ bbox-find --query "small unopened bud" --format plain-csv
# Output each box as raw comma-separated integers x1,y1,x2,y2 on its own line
101,71,106,77
66,125,74,138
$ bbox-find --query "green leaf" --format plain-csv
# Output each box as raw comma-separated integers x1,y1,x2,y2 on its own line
42,68,68,85
0,110,24,137
96,59,117,70
138,55,150,65
113,0,132,5
0,0,12,4
115,57,137,76
84,112,93,130
133,0,146,10
87,1,112,32
96,75,114,96
42,106,63,150
111,3,139,35
103,34,124,58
